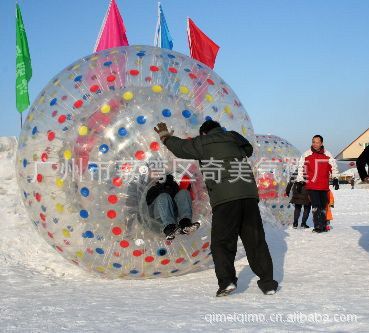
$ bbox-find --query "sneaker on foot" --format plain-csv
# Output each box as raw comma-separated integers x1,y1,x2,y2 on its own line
216,283,237,297
264,289,276,295
179,218,200,235
163,224,179,240
301,223,310,229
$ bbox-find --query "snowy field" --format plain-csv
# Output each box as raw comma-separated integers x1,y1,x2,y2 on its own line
1,137,369,332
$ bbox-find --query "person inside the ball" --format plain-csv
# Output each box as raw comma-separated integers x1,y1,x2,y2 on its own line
146,173,199,240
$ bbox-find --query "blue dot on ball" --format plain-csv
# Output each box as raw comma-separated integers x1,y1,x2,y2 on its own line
130,269,139,274
82,230,94,238
162,109,172,117
171,269,179,273
137,116,146,124
157,248,167,256
22,159,28,168
136,52,145,57
99,144,109,153
113,263,122,269
118,127,128,137
32,127,38,135
50,98,57,106
74,75,83,82
184,68,191,72
205,116,212,121
88,163,98,172
96,248,104,254
153,271,161,275
182,110,191,118
103,61,113,67
80,187,90,197
80,210,89,218
167,54,175,59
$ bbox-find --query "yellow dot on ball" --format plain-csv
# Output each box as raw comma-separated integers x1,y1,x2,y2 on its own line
91,55,99,61
242,126,248,136
224,105,232,114
179,86,189,94
76,251,84,258
205,94,213,102
62,229,71,238
55,178,64,187
100,104,111,113
72,64,80,71
96,266,105,273
152,85,163,93
78,125,89,136
55,203,64,213
122,91,134,101
64,150,72,160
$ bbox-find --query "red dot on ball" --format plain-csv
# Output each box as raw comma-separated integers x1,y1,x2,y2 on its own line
107,210,117,219
107,75,116,82
168,67,177,73
47,131,55,141
58,115,66,124
161,259,170,265
133,250,143,257
74,100,83,108
150,142,160,151
129,69,139,76
112,177,123,187
120,240,129,248
108,194,118,204
90,85,100,92
112,227,122,235
150,65,160,72
135,151,145,160
145,256,154,263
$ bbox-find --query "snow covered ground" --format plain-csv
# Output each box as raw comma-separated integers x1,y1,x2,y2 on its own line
1,137,369,332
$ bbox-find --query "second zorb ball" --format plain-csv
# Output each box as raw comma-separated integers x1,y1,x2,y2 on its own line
16,45,256,278
255,134,301,226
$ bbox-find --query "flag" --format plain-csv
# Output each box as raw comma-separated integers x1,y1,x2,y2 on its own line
187,18,219,69
94,0,129,52
154,3,173,50
16,3,32,114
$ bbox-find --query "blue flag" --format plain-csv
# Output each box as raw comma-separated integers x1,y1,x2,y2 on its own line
154,3,173,50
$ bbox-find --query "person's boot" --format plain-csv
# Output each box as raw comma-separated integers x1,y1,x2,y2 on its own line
301,222,310,229
293,221,298,229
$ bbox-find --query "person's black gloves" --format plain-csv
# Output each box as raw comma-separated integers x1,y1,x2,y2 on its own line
286,190,290,197
333,178,339,190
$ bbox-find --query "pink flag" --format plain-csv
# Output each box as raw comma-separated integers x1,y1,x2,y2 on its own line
94,0,129,52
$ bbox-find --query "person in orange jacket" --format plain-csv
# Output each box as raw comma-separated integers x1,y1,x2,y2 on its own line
325,190,335,231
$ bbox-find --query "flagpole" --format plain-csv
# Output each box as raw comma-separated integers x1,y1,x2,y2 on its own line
20,113,23,129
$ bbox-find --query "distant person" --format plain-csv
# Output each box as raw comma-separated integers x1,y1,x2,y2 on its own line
350,177,355,189
296,135,339,233
285,171,311,229
356,146,369,183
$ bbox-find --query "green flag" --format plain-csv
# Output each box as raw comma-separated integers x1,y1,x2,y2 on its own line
16,3,32,113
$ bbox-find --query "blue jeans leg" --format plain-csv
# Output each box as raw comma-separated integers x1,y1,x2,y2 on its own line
174,189,193,222
150,193,177,227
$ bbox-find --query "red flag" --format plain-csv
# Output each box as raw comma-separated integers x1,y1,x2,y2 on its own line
94,0,129,52
187,18,219,69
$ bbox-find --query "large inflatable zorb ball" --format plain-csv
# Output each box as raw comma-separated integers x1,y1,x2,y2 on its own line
255,134,301,226
16,45,256,279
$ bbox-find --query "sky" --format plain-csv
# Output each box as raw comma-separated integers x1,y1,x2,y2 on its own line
1,0,369,155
